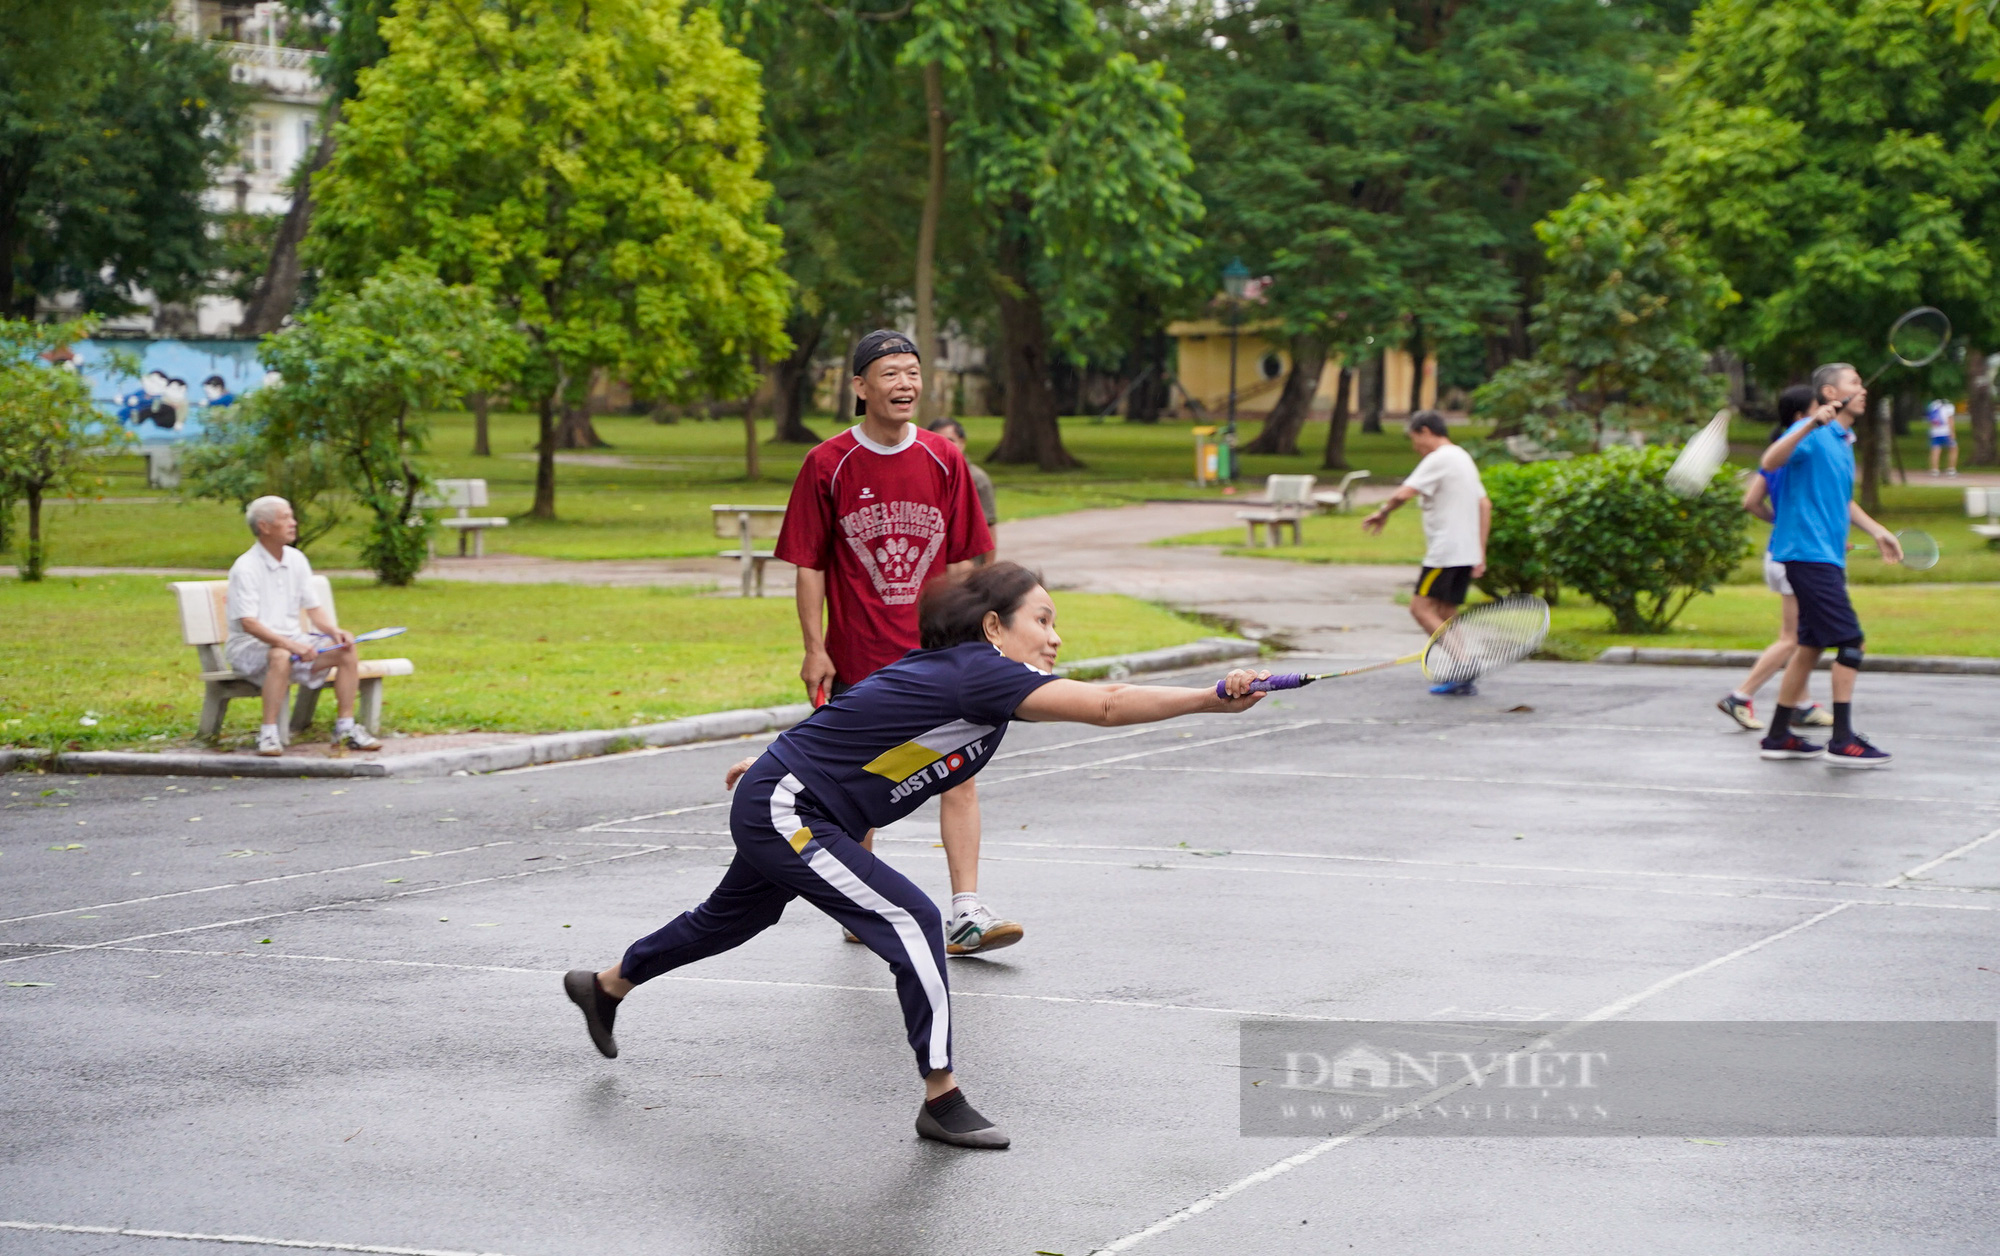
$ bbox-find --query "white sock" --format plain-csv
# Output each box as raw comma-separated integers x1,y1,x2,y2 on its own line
1730,691,1751,703
336,717,355,734
951,892,980,917
260,723,279,740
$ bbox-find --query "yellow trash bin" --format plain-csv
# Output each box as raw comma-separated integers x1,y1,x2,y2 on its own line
1193,426,1220,486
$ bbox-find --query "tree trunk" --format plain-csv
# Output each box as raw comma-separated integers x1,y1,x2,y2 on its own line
1124,323,1170,424
237,114,338,336
834,329,857,423
743,398,760,481
1407,318,1426,413
1245,335,1326,455
1321,367,1354,470
532,392,558,520
555,371,608,448
1359,351,1385,434
1968,346,1996,466
1856,400,1884,515
21,484,43,581
469,391,490,456
989,233,1078,469
914,60,947,426
770,315,823,444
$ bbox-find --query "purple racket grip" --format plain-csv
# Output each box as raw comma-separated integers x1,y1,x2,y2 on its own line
1216,672,1303,697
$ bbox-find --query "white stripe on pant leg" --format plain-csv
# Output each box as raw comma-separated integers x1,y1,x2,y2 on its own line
767,773,804,839
802,847,951,1072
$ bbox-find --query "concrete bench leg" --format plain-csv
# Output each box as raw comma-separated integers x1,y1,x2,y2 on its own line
357,677,384,735
751,557,767,598
290,683,322,737
1243,521,1258,547
199,684,231,741
1286,517,1301,545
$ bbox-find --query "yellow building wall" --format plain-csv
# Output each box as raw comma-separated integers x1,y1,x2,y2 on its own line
1167,320,1436,416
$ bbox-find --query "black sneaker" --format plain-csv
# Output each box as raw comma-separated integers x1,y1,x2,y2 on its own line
1825,734,1892,769
915,1088,1010,1149
563,969,620,1058
1759,733,1825,760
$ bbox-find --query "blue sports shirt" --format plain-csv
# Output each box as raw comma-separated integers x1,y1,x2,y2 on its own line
766,641,1060,837
1768,420,1855,566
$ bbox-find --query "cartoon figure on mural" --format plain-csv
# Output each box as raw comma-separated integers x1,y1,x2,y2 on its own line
203,374,237,410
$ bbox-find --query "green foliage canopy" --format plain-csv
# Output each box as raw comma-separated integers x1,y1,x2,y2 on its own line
1652,0,2000,382
1473,183,1734,452
306,0,792,517
0,317,125,581
0,0,244,316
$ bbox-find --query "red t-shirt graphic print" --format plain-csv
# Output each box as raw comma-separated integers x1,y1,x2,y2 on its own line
775,425,994,684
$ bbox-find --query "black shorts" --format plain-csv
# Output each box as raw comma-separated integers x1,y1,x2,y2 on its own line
1415,565,1473,606
1783,561,1863,648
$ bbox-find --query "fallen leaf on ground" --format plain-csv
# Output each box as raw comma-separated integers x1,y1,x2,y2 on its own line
7,982,54,988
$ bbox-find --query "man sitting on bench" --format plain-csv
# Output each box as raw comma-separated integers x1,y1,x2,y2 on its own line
228,496,382,757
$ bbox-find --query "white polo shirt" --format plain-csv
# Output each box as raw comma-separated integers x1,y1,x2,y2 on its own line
226,542,320,648
1402,443,1487,569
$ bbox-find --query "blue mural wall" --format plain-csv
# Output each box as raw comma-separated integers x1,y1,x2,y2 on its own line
75,339,270,444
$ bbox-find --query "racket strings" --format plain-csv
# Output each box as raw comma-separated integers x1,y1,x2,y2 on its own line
1423,598,1550,683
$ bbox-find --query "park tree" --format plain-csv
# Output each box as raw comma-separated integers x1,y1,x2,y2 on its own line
911,4,1202,468
1652,0,2000,491
246,260,517,585
0,318,126,581
0,0,243,319
1168,0,1660,458
1472,183,1734,453
307,0,792,518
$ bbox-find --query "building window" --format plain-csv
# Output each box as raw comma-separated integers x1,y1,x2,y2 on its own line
299,118,316,157
255,118,275,172
1260,352,1283,380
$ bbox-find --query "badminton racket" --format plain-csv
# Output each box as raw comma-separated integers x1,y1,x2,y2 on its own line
1895,529,1938,571
294,626,408,659
1216,596,1551,696
1862,307,1952,389
1664,408,1733,499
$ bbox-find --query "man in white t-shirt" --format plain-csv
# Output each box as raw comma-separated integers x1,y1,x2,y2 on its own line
1361,410,1491,695
226,496,380,757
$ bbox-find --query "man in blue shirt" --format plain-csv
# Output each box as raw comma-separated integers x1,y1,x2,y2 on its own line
1758,361,1902,767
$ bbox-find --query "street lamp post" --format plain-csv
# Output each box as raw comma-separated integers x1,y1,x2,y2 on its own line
1221,258,1250,484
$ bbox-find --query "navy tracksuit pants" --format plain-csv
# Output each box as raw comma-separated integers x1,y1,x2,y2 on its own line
619,755,953,1076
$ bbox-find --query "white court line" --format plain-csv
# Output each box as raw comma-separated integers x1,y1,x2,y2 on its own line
576,802,729,832
1118,763,2000,810
1090,900,1859,1253
1881,825,2000,887
0,1220,519,1256
0,847,668,970
1274,713,2000,748
3,943,1375,1025
981,720,1323,787
0,843,513,927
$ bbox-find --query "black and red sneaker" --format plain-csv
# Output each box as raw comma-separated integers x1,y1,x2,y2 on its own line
1759,733,1825,761
1825,734,1892,769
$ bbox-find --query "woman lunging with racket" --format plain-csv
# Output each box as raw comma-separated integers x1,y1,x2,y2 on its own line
563,563,1268,1148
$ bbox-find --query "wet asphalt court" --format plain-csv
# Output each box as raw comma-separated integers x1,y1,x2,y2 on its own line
2,661,1997,1256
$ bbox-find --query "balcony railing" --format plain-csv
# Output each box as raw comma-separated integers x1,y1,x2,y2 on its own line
215,40,325,73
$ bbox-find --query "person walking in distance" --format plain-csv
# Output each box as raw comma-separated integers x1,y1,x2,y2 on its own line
1360,410,1490,696
1757,362,1902,766
927,418,998,563
775,330,1020,954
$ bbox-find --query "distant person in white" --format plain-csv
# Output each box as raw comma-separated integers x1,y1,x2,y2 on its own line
226,496,380,756
1361,410,1490,695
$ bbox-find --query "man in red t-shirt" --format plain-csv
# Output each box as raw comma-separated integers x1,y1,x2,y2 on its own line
776,329,1018,954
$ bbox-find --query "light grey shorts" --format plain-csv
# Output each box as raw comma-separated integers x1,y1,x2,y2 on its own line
1762,552,1793,597
225,635,333,688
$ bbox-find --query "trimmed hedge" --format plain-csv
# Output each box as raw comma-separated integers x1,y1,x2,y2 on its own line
1476,460,1566,603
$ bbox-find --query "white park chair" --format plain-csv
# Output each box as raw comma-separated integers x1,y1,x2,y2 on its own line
171,577,414,741
1312,469,1372,514
1234,474,1317,546
419,479,509,557
1967,486,2000,544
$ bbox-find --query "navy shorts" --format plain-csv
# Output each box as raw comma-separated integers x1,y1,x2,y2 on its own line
1783,561,1863,649
1415,565,1473,605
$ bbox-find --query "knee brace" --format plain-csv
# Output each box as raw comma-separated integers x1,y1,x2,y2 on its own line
1834,641,1864,671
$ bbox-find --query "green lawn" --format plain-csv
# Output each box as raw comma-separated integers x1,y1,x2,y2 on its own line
9,410,1456,571
1541,583,1998,660
0,576,1213,752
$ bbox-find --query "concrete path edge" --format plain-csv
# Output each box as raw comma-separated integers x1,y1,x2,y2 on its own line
1,636,1261,778
1595,646,2000,675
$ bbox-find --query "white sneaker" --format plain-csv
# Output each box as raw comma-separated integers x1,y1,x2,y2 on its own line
946,904,1024,956
255,729,284,757
335,725,381,751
